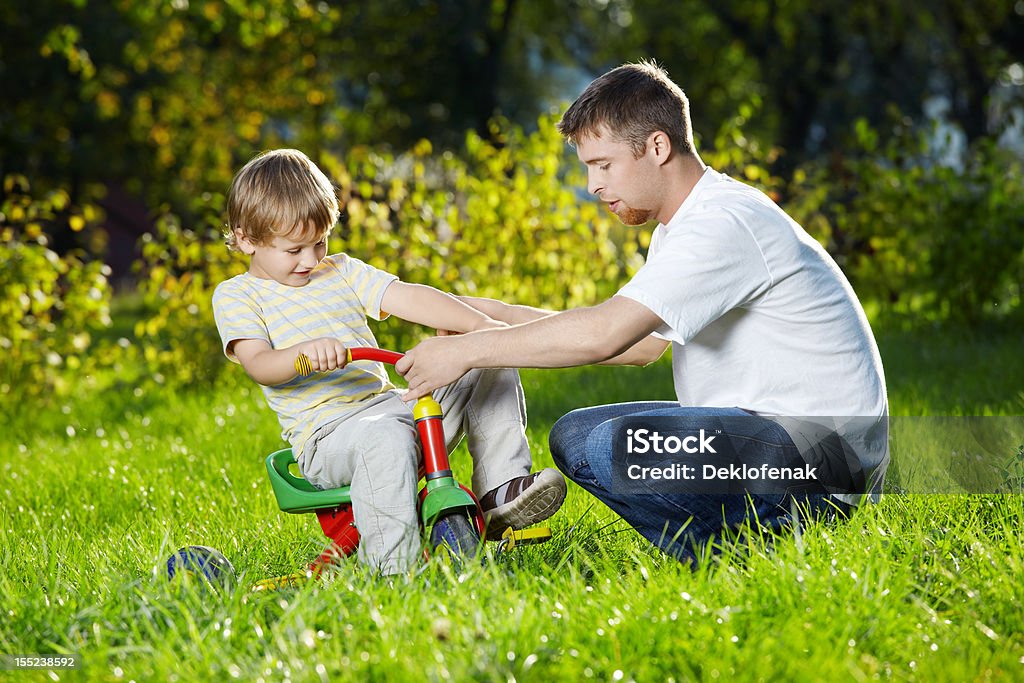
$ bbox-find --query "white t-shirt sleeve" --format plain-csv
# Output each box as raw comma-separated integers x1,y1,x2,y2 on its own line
617,211,773,345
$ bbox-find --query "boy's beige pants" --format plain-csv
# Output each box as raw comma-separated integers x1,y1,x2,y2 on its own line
297,368,531,575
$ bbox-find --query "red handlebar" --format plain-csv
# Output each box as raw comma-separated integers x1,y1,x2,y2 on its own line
347,347,404,366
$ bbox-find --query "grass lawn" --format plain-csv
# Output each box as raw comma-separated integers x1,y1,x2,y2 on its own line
1,322,1023,681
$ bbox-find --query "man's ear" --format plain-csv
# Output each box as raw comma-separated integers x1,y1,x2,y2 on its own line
235,229,257,255
647,131,673,166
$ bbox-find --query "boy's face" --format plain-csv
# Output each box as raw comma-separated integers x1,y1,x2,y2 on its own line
236,228,328,287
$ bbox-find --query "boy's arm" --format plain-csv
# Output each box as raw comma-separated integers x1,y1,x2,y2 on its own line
454,295,555,325
231,337,348,386
380,282,505,333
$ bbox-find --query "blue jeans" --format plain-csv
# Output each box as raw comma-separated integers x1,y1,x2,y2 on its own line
549,402,848,565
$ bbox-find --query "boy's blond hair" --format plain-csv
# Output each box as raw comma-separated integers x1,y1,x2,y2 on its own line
225,149,339,251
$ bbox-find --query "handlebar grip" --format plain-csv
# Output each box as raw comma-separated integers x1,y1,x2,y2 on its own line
294,347,405,376
294,353,313,376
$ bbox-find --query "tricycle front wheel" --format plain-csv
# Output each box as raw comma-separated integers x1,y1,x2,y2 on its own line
429,511,482,564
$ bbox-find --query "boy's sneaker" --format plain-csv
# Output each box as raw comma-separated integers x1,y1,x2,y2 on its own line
478,469,567,541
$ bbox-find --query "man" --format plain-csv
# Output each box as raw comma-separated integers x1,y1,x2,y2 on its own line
397,60,888,563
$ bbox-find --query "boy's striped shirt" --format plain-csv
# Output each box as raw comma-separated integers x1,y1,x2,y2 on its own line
212,253,398,457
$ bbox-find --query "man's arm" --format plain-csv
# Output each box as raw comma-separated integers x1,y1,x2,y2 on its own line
457,295,668,366
381,282,504,333
599,334,670,367
396,296,665,399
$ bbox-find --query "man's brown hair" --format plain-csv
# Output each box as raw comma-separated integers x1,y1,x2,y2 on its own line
225,149,339,251
557,59,695,158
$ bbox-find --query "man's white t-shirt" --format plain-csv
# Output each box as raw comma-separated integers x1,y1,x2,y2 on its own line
617,168,888,502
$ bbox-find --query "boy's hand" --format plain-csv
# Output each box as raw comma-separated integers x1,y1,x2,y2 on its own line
296,338,348,373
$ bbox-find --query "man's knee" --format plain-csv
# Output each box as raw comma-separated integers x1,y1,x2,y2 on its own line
549,409,590,472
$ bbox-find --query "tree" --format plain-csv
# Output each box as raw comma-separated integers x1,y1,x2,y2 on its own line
590,0,1024,174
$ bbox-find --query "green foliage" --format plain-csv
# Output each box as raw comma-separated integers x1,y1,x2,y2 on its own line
6,103,1021,403
600,1,1024,174
0,176,111,409
44,103,1024,398
788,123,1024,324
5,0,1021,382
133,211,244,387
700,94,785,197
2,0,619,216
339,114,640,311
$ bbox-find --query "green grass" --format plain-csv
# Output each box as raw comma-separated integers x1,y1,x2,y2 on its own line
2,323,1023,681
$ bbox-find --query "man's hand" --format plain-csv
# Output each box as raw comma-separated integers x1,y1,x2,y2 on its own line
296,337,348,372
395,335,472,400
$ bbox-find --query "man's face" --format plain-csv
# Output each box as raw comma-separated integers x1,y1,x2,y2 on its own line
576,131,661,226
238,228,328,287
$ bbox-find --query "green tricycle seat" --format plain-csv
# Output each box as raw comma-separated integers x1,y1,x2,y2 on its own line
265,448,351,514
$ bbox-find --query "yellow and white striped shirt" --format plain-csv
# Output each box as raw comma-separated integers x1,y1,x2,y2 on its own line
212,253,399,457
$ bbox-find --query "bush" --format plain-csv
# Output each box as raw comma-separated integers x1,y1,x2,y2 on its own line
133,207,244,388
787,122,1024,325
0,176,112,409
333,115,643,346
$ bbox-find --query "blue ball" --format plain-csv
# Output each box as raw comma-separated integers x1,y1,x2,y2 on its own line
166,545,235,587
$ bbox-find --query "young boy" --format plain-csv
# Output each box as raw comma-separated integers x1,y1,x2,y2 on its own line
212,149,566,575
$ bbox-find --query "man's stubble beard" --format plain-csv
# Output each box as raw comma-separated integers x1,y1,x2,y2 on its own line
617,206,654,226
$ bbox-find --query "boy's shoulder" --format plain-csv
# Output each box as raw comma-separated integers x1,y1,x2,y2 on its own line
322,251,350,269
213,271,253,300
324,251,382,268
321,252,398,280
